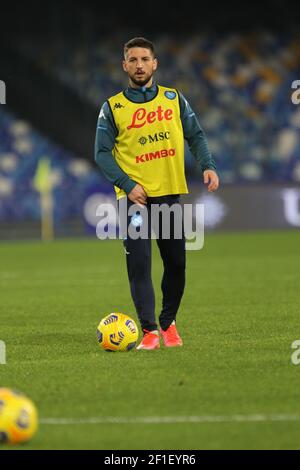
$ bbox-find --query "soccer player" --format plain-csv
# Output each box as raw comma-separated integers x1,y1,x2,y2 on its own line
95,37,219,350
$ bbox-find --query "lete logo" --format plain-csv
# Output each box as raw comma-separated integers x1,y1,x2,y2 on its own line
127,106,173,130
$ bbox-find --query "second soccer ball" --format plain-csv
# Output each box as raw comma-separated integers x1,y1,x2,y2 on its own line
0,388,38,444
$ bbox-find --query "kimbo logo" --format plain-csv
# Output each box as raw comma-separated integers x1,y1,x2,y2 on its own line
0,340,6,364
0,80,6,104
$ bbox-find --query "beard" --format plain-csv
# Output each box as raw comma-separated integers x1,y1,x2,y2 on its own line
129,72,153,88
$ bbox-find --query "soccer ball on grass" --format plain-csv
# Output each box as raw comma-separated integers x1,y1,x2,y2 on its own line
97,313,139,351
0,388,38,445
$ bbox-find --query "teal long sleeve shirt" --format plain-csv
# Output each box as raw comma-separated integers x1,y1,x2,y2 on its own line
95,83,216,195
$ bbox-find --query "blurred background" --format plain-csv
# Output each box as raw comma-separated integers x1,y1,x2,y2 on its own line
1,0,300,239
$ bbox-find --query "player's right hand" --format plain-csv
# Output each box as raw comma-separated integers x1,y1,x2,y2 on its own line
128,184,147,205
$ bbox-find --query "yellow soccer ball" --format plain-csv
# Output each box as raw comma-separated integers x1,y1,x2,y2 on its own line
97,313,139,351
0,388,38,445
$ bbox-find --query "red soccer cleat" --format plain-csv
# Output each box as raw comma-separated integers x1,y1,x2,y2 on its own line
136,330,160,350
160,323,183,347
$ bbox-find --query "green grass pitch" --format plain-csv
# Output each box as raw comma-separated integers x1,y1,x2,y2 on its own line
0,230,300,450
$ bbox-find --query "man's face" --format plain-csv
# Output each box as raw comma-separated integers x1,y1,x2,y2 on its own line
123,47,158,87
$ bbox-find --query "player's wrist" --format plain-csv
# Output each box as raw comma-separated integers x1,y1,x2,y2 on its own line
203,168,217,174
123,179,137,195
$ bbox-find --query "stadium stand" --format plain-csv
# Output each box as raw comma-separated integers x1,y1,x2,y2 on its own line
15,31,300,183
0,108,110,228
1,25,300,237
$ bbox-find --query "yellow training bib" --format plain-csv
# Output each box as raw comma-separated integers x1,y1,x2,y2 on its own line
108,86,188,199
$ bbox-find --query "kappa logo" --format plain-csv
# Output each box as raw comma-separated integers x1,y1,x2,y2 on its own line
99,107,106,120
113,102,125,110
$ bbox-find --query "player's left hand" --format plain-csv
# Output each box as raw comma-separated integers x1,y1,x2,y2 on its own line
203,170,219,192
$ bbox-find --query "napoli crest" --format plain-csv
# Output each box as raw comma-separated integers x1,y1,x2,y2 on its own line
164,91,177,100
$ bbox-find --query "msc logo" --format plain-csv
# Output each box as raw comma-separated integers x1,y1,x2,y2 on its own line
113,102,125,110
136,148,176,164
138,132,170,145
127,106,173,130
138,136,148,146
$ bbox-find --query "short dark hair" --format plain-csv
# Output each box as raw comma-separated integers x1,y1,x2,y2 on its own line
124,37,155,58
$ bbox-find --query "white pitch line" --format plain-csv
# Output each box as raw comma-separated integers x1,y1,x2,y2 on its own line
40,414,300,425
